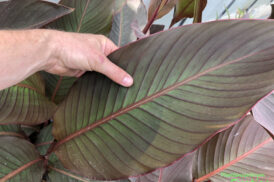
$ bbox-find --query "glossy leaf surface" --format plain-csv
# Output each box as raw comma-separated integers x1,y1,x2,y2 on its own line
0,0,73,29
53,20,274,180
0,136,44,182
193,116,274,181
253,91,274,136
110,0,147,46
0,74,56,125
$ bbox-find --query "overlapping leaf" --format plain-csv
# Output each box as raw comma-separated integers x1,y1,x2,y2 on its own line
48,160,130,182
110,0,147,46
0,0,73,29
192,116,274,181
0,73,56,125
0,124,25,138
34,125,130,182
52,20,274,180
132,152,195,182
0,136,44,182
47,0,114,34
36,124,54,155
253,91,274,136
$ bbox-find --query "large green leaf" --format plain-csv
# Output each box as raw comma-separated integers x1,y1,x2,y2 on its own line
52,20,274,180
0,74,56,125
109,0,147,46
0,136,45,182
253,91,274,137
44,0,116,104
192,115,274,181
0,0,73,29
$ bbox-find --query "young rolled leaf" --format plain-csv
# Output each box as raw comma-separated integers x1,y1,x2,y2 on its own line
132,152,195,182
0,73,56,125
53,20,274,180
148,0,177,21
192,116,274,181
0,0,73,29
253,91,274,137
109,0,147,46
170,0,207,27
0,136,45,182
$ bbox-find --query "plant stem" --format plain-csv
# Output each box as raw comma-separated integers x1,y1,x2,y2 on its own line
142,1,163,34
193,0,203,23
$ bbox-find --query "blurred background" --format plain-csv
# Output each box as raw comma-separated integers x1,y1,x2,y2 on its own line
143,0,274,28
1,0,273,28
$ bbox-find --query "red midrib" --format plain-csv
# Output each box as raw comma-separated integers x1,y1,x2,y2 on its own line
0,158,43,182
196,137,273,182
16,83,38,93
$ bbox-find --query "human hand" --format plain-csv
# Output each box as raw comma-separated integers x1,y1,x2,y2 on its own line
45,31,133,87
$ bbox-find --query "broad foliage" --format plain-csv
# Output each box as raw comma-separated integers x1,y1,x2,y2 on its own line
0,0,273,182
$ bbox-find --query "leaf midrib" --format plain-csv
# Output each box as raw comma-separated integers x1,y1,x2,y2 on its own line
0,158,43,182
54,46,274,149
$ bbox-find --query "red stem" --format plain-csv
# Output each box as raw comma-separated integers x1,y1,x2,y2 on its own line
142,1,163,34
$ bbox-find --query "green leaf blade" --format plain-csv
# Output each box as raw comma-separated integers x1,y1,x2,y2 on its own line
53,20,274,180
48,0,114,34
193,116,274,181
0,74,56,125
0,136,44,182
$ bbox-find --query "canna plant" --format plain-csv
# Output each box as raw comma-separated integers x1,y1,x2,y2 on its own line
0,0,274,182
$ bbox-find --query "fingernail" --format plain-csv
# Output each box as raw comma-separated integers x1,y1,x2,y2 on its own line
122,75,133,86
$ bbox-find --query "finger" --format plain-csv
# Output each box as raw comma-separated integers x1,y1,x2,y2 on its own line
92,55,133,87
102,37,119,55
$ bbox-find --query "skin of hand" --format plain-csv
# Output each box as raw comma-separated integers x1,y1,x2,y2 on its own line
0,29,133,91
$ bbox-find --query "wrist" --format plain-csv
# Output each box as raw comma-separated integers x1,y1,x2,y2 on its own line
36,29,59,71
